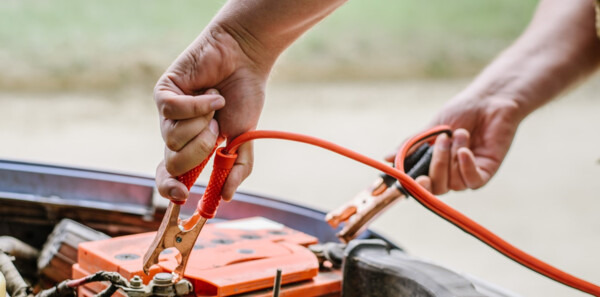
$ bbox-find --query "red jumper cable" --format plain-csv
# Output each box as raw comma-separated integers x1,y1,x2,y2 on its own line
143,126,600,296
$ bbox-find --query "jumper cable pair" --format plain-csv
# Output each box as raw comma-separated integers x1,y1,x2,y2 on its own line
143,126,600,296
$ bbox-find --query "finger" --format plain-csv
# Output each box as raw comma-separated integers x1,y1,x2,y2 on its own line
457,147,490,189
161,115,213,152
384,152,395,163
448,129,469,191
415,176,432,193
156,160,189,203
155,88,225,120
429,133,451,195
164,119,220,177
221,141,254,201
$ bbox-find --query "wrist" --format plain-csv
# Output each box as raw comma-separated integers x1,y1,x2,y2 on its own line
208,0,347,76
452,90,528,126
455,77,540,122
209,22,279,76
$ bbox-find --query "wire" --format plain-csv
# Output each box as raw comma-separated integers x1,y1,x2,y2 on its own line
217,127,600,296
395,126,600,295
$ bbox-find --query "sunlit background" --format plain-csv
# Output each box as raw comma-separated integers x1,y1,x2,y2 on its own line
2,1,599,296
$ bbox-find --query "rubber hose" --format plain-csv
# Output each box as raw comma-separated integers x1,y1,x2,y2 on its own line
0,253,32,297
0,237,39,262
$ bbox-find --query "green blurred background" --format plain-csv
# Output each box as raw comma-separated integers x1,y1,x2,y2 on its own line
1,0,537,91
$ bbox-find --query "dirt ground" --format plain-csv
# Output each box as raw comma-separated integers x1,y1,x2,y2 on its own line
1,79,599,296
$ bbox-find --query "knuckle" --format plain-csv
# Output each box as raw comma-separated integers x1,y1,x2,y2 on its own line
164,160,182,177
196,135,216,156
192,100,207,116
162,123,183,152
159,98,177,118
153,85,164,103
164,152,184,177
165,138,182,152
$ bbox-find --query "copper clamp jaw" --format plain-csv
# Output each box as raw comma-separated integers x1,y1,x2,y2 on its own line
325,176,405,243
326,143,434,243
142,147,237,282
142,203,207,282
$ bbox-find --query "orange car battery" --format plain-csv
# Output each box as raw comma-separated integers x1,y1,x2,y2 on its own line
75,217,341,296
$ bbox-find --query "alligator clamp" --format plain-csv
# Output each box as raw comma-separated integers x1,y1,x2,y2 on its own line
143,147,237,281
142,203,207,281
326,175,406,243
326,143,434,243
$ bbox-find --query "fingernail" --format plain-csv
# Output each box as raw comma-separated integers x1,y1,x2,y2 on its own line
206,88,220,95
210,97,225,109
169,187,185,201
209,120,219,136
439,134,451,151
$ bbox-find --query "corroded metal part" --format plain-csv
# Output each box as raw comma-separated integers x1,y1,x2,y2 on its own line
142,203,207,282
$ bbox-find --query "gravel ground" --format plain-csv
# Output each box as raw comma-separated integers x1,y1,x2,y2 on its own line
1,78,599,296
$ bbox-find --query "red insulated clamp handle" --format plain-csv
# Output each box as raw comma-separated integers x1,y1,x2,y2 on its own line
174,144,218,205
197,147,238,219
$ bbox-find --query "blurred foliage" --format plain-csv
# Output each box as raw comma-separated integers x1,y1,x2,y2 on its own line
0,0,537,90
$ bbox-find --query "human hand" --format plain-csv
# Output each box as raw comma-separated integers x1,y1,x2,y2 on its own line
155,25,269,204
389,96,523,195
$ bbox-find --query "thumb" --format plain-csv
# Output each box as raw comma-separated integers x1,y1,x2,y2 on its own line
221,141,254,201
384,151,396,163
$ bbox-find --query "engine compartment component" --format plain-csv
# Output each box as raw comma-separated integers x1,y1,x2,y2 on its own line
75,217,341,297
0,159,525,297
0,251,32,297
0,236,39,285
38,219,110,283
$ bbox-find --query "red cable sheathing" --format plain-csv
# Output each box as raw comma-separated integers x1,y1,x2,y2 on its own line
213,129,600,296
197,148,237,219
177,144,218,190
395,127,600,295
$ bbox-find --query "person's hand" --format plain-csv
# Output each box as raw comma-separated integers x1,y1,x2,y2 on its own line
389,96,524,195
154,25,269,204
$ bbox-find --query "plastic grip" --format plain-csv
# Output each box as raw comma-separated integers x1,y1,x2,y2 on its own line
379,143,432,189
403,142,431,171
197,148,238,219
176,144,219,195
406,145,434,179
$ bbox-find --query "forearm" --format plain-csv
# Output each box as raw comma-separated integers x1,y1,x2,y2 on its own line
210,0,347,71
456,0,600,119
